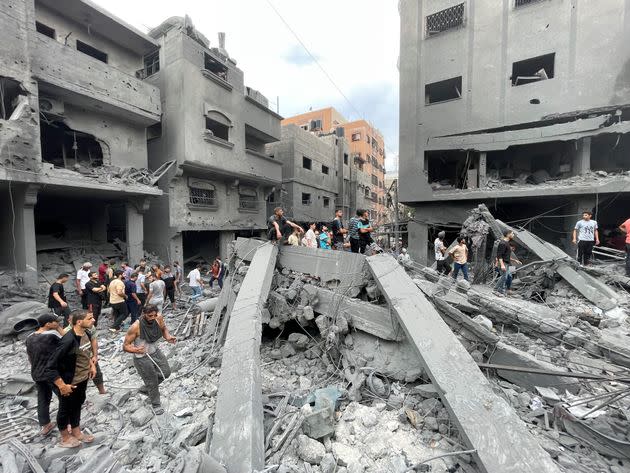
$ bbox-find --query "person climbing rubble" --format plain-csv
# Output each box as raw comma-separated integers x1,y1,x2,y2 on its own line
45,309,97,448
572,210,599,266
618,217,630,276
449,236,469,281
434,231,451,275
25,314,63,437
109,270,129,333
162,265,178,309
47,273,71,325
85,271,106,326
146,273,166,313
494,229,521,296
75,262,92,309
187,264,204,302
123,304,176,415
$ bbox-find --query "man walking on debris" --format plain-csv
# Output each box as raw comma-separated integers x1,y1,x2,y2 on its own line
123,304,176,415
619,217,630,276
46,310,96,448
188,264,204,302
135,266,148,307
26,314,63,437
348,209,362,253
84,272,106,326
332,209,348,250
572,210,599,266
358,210,374,254
494,229,521,295
147,273,166,313
434,231,450,275
76,263,92,309
125,272,142,323
267,207,302,243
109,270,129,333
162,266,178,309
48,273,70,325
449,236,469,281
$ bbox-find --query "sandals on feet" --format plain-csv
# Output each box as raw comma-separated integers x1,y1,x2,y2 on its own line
40,423,56,436
59,437,81,448
75,433,95,443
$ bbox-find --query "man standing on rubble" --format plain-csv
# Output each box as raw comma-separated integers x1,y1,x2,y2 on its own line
188,264,204,302
48,273,71,325
109,270,129,333
84,271,106,326
331,209,348,250
162,266,178,310
26,314,63,437
135,266,148,307
46,309,96,448
348,209,363,253
123,304,176,415
572,211,599,266
76,263,92,309
494,229,521,295
449,236,469,281
434,231,450,275
147,273,166,313
125,273,142,323
267,207,302,243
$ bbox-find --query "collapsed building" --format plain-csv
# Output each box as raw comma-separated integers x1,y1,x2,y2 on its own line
398,0,630,263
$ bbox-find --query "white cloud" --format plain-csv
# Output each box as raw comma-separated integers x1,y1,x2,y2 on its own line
99,0,400,169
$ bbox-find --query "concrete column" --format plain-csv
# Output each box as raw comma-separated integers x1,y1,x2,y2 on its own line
478,152,487,187
9,184,39,287
126,202,145,265
574,137,591,175
169,233,183,266
219,231,235,260
408,216,429,265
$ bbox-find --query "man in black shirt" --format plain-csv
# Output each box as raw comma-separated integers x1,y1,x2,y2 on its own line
331,209,348,250
267,207,302,243
161,266,177,310
494,229,520,295
84,272,106,326
48,274,70,326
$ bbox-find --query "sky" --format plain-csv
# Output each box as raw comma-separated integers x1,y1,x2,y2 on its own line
99,0,401,173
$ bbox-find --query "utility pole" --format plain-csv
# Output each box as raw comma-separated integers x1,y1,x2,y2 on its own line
393,179,400,252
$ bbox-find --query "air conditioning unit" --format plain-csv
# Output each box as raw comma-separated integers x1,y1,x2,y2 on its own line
39,97,64,116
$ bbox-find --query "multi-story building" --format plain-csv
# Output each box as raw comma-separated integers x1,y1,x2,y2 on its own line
143,17,282,263
1,0,162,286
266,124,373,224
282,108,387,223
399,0,630,262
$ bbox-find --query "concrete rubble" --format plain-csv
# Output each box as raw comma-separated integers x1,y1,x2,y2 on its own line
3,212,630,472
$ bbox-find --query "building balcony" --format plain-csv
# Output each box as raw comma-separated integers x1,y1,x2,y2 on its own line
30,35,161,125
244,94,282,143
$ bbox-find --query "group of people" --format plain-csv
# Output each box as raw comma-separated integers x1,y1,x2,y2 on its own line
267,207,377,254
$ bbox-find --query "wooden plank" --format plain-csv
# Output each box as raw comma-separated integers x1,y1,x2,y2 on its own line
366,253,560,473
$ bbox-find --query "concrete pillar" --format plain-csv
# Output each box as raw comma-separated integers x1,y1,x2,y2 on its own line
408,216,429,265
10,184,39,287
219,231,235,260
574,137,591,175
126,201,145,265
169,233,183,266
478,152,487,187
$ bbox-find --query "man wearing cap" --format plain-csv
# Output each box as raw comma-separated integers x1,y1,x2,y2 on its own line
434,231,450,275
76,263,92,309
25,314,64,436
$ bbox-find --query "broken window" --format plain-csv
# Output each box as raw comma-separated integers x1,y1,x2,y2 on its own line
204,53,228,81
76,40,108,63
143,50,160,77
323,196,330,208
322,165,329,175
426,3,465,37
147,123,162,141
364,188,370,198
205,116,230,141
301,124,309,131
0,77,25,120
352,132,361,141
310,119,322,131
239,187,258,210
303,156,312,170
189,180,216,207
40,119,104,168
511,53,555,86
36,21,55,39
425,76,462,104
515,0,545,7
371,174,378,185
302,192,312,205
344,153,349,165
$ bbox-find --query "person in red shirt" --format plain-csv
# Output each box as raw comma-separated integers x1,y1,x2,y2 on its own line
618,218,630,276
97,260,108,284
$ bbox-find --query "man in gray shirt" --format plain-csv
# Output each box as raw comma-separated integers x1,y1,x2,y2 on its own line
572,211,599,266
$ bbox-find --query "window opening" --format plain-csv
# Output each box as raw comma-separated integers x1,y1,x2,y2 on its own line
36,21,55,39
426,3,465,37
143,50,160,77
322,165,329,175
302,193,312,205
323,197,330,207
239,187,258,210
352,132,361,141
205,116,230,141
511,53,555,86
303,156,312,170
425,76,462,104
204,53,228,81
76,40,107,63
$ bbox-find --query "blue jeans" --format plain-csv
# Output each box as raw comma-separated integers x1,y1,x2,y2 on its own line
210,274,224,289
494,266,512,293
452,262,469,281
191,285,203,301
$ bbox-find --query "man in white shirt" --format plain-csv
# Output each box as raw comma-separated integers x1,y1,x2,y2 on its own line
303,223,318,248
75,262,92,309
187,264,204,302
434,231,450,276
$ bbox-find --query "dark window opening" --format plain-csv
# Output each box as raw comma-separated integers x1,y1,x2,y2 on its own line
239,188,258,210
344,153,349,165
426,3,465,37
364,188,370,198
371,174,378,185
143,50,160,77
511,53,555,86
245,128,267,154
310,119,322,131
591,135,630,173
189,187,216,207
204,53,228,81
322,165,329,175
515,0,545,7
323,197,330,207
425,76,462,104
205,117,230,141
303,156,312,170
0,77,25,120
36,21,55,39
40,120,104,169
147,123,161,140
76,40,108,63
266,192,276,203
302,193,311,206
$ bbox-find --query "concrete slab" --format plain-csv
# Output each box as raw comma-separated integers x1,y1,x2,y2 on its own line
210,243,278,473
366,253,561,473
304,284,403,341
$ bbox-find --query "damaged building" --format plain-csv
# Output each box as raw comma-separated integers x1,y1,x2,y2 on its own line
398,0,630,262
0,0,162,285
266,124,373,224
143,17,283,264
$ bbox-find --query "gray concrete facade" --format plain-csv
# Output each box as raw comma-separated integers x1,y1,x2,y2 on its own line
399,0,630,262
143,17,282,264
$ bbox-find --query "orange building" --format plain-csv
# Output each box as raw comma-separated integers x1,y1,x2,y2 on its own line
282,107,387,223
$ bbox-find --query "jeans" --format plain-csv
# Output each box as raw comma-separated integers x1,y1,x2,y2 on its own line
57,379,88,430
133,348,171,407
209,275,224,289
436,259,451,275
494,266,512,294
452,262,469,281
577,240,595,265
111,302,129,329
36,381,53,426
80,291,88,309
190,285,203,302
52,306,71,327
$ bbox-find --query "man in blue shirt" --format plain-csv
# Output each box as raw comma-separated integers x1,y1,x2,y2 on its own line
319,225,331,249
